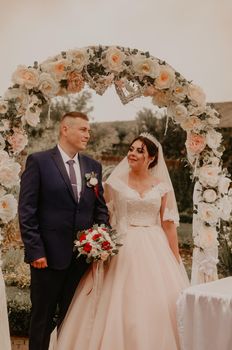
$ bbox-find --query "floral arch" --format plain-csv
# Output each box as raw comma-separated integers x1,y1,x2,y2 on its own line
0,45,231,284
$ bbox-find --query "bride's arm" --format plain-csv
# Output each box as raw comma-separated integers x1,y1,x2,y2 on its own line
160,194,180,263
103,183,115,227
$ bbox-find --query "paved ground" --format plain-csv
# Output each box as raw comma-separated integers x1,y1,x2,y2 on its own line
11,337,28,350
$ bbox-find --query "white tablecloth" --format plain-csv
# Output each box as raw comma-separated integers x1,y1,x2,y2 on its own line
177,277,232,350
0,268,11,350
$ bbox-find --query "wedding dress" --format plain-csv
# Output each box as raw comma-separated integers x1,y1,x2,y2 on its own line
0,268,11,350
55,179,189,350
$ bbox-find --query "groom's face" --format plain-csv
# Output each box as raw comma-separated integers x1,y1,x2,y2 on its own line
65,117,90,152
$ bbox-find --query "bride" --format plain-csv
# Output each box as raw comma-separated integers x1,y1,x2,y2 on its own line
54,133,189,349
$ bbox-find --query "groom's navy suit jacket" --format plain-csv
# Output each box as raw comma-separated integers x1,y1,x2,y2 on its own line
18,146,109,270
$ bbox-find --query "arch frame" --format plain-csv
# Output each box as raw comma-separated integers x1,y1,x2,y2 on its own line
0,45,231,283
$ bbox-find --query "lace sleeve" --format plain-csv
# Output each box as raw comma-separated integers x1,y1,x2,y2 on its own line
158,182,180,226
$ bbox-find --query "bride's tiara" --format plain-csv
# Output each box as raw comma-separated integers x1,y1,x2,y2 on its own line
139,132,160,147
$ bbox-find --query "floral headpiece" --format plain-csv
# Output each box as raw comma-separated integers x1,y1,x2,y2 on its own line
139,132,160,148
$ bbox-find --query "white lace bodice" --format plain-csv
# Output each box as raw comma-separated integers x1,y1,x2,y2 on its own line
126,184,167,227
106,180,178,229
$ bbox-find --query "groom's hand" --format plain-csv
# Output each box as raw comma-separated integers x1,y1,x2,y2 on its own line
31,257,48,269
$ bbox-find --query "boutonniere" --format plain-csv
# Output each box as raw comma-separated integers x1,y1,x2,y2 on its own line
85,172,99,197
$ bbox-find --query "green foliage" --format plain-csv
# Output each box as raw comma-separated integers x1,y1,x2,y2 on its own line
2,247,30,288
221,128,232,176
218,219,232,277
6,286,31,336
27,91,93,153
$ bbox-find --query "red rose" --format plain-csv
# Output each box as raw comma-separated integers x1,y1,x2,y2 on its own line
94,185,99,198
88,228,93,233
83,243,92,253
101,241,111,251
92,233,102,241
79,234,87,242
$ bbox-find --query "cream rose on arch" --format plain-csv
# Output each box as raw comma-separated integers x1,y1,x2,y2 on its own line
0,158,21,188
198,203,219,225
0,100,8,114
188,84,206,107
12,65,40,89
203,189,217,203
38,73,59,98
7,129,28,154
198,165,221,187
67,48,89,72
133,55,160,79
195,225,218,249
168,104,188,124
206,129,222,150
104,47,125,73
0,194,18,223
218,176,231,194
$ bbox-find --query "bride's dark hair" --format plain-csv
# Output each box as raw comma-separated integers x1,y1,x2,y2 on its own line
129,136,159,169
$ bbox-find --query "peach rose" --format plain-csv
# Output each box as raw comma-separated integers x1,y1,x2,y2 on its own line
152,88,171,107
155,66,175,90
185,132,206,154
7,129,28,154
67,71,85,93
42,59,71,80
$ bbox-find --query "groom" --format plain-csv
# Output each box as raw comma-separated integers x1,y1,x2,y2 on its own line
18,111,109,350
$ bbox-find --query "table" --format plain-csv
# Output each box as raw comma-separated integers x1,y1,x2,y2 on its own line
177,277,232,350
0,268,11,350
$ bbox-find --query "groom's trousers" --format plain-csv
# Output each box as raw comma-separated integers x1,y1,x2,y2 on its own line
29,256,88,350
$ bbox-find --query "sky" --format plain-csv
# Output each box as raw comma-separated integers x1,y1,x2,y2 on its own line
0,0,231,122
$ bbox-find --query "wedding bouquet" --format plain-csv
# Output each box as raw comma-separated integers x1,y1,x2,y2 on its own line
74,224,122,263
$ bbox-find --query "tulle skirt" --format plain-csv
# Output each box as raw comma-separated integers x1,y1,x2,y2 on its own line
55,225,189,350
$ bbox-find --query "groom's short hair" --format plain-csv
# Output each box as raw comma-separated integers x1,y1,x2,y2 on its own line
61,111,89,122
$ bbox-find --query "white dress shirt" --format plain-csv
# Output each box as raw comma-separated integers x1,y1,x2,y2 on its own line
57,144,82,199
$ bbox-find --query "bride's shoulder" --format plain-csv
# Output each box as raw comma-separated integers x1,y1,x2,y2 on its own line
152,178,171,196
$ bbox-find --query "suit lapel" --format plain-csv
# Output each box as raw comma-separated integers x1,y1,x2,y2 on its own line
51,146,76,203
78,153,87,200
